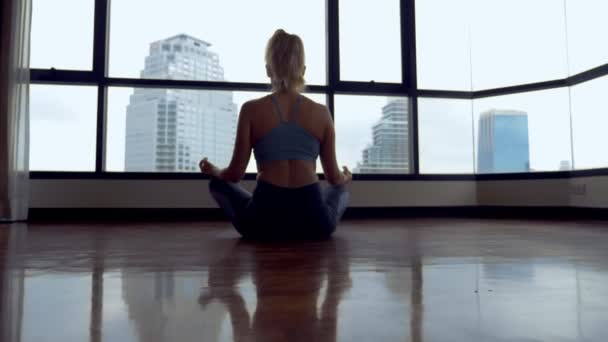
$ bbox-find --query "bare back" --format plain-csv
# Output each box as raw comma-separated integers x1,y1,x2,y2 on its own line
243,93,342,188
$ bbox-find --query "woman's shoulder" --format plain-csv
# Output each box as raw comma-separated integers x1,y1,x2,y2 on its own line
299,94,330,117
238,96,271,120
242,95,270,110
241,93,330,121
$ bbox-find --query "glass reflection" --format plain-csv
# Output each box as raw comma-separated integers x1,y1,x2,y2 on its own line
3,224,608,341
199,239,352,342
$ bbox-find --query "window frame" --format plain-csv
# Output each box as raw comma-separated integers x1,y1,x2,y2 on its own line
29,0,608,181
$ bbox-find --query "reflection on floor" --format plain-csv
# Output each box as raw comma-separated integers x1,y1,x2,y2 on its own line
2,219,608,341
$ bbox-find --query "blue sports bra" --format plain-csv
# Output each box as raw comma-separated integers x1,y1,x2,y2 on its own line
253,95,321,164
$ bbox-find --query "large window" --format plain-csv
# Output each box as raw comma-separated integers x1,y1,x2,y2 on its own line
106,87,242,173
334,95,410,174
30,85,97,171
416,0,471,91
106,88,326,173
417,0,569,91
339,0,402,83
29,1,608,178
468,0,568,90
473,89,572,173
570,76,608,170
565,0,608,75
108,0,326,85
30,0,95,70
418,98,474,174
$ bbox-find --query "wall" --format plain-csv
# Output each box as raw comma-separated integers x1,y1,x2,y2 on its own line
476,176,608,208
29,175,608,209
570,176,608,208
29,179,478,208
476,178,572,207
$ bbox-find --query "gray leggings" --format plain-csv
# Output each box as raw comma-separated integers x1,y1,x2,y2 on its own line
209,178,349,240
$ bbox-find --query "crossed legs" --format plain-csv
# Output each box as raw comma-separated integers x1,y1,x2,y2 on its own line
209,177,349,239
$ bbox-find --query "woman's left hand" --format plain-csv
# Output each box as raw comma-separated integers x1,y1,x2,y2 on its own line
199,157,220,178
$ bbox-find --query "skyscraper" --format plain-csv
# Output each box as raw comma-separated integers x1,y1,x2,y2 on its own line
355,99,409,173
477,109,530,173
559,160,571,171
125,34,237,172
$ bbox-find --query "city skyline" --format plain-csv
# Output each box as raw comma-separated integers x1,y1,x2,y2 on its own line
114,34,567,176
122,34,411,174
124,34,237,172
28,1,606,174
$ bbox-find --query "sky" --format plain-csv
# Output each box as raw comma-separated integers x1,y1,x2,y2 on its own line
28,0,608,173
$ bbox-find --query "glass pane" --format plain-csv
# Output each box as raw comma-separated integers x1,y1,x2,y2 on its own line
30,85,97,171
109,0,326,85
30,0,94,70
416,0,472,91
335,95,410,174
570,76,608,170
106,88,325,173
339,0,402,83
470,0,568,90
565,0,608,75
473,88,572,173
419,98,474,173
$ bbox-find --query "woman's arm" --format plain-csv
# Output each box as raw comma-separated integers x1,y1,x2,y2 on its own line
200,102,252,182
220,102,252,182
320,106,352,186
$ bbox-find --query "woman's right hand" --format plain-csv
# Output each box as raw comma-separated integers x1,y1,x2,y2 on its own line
341,166,352,184
199,157,221,178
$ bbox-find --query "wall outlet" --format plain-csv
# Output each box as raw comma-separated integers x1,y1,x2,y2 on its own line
570,183,587,196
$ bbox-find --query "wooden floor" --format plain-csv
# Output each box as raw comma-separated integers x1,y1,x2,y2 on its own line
2,218,608,342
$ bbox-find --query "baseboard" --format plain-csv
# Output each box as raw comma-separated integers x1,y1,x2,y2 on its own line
28,208,226,222
342,206,608,220
26,206,608,222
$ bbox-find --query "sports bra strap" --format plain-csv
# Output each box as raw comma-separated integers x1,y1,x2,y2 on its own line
270,94,302,122
270,95,285,122
289,95,302,122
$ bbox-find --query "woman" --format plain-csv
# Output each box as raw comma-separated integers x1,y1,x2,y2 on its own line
199,29,351,240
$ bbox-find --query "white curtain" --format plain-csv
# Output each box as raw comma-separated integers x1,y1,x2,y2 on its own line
0,0,31,222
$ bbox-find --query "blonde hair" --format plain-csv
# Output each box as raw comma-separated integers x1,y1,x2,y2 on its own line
265,29,306,92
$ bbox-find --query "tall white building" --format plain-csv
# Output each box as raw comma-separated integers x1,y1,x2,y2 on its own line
125,34,237,172
355,99,410,173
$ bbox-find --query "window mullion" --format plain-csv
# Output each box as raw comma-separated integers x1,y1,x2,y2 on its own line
402,0,419,174
92,0,110,172
327,0,340,118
